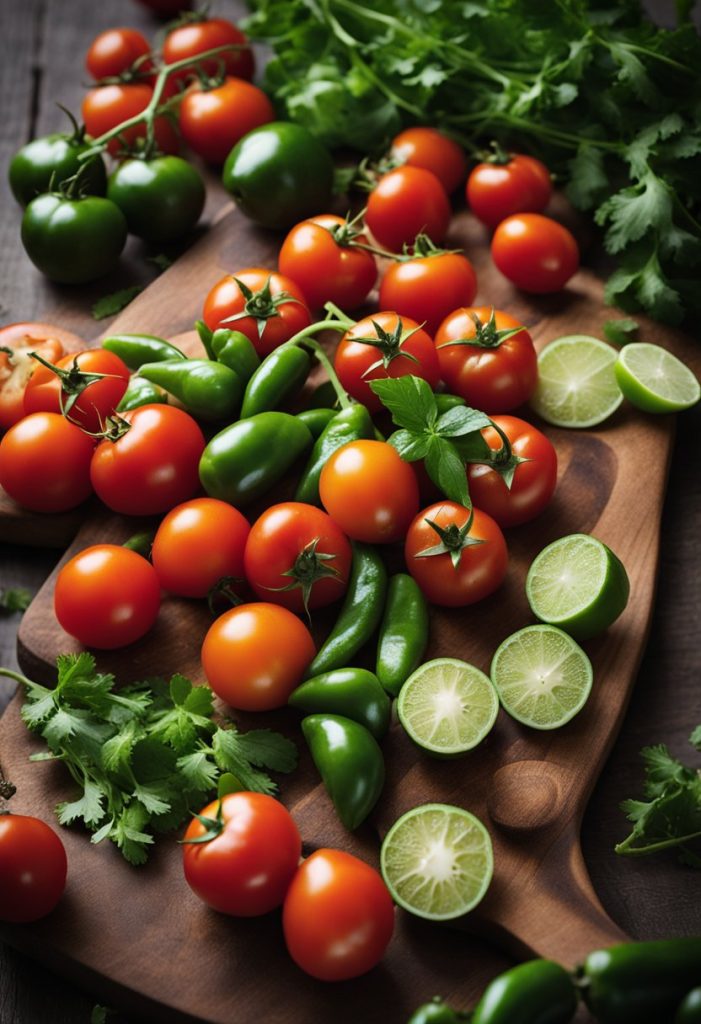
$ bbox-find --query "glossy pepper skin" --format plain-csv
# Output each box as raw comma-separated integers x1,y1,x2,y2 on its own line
240,344,310,418
102,334,185,370
138,359,243,422
582,938,701,1024
9,134,106,207
472,960,578,1024
296,407,336,438
289,668,391,740
305,543,388,678
295,403,375,506
408,998,470,1024
376,573,429,697
302,714,385,830
199,411,313,506
677,988,701,1024
434,393,466,415
117,376,168,412
211,329,260,384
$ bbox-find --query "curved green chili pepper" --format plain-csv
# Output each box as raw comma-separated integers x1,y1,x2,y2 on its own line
211,328,260,383
677,988,701,1024
102,333,185,370
122,530,155,558
473,960,578,1024
294,402,375,506
289,668,390,740
240,344,310,418
435,393,466,415
305,543,388,678
138,359,243,422
296,406,337,439
408,998,470,1024
117,375,168,412
195,318,216,361
376,573,429,697
199,411,313,506
302,713,385,831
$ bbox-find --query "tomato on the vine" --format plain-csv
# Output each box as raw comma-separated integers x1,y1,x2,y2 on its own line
378,245,477,337
82,84,180,157
405,501,508,607
491,213,579,293
466,152,552,227
334,311,440,413
24,348,130,432
182,792,301,917
434,306,537,413
365,166,451,254
278,214,377,311
85,28,151,81
0,412,94,513
163,17,254,84
179,77,274,165
0,814,67,924
390,127,467,194
0,322,82,431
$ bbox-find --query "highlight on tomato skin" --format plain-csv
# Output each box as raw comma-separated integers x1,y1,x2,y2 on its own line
390,126,468,194
491,213,580,294
0,814,68,924
466,152,552,227
0,412,95,513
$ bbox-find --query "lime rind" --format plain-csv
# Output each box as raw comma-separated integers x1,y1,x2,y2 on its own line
615,343,700,413
531,334,623,428
380,803,493,921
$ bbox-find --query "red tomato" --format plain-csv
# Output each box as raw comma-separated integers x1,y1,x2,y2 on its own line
202,603,315,711
467,415,557,528
54,544,161,649
466,153,552,227
334,311,440,413
405,501,507,606
365,166,451,254
179,77,274,164
0,321,83,431
278,215,377,311
202,268,312,359
283,848,394,981
491,214,579,293
0,815,67,924
82,84,180,157
435,306,537,413
151,497,251,598
90,405,205,516
163,18,254,84
0,413,94,513
378,252,477,337
24,348,130,433
85,28,151,80
320,439,419,545
182,792,301,917
244,502,352,614
390,127,467,194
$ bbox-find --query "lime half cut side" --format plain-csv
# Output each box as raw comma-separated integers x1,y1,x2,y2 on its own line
530,335,623,428
397,658,499,757
526,534,630,641
615,342,700,413
380,803,493,921
490,625,593,730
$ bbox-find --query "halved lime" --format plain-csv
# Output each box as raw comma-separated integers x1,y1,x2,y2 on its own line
397,658,498,757
490,625,593,729
526,534,630,641
380,803,493,920
530,335,623,428
614,342,700,413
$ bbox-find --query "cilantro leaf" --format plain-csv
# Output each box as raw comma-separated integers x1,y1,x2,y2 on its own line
603,317,639,346
211,729,278,795
691,725,701,751
234,729,298,773
56,778,105,827
0,587,32,614
596,171,673,255
176,749,219,792
91,285,143,321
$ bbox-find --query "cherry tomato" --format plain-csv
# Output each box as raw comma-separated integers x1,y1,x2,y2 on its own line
179,77,274,164
320,440,419,545
163,18,254,84
151,497,251,598
24,348,130,433
467,415,558,528
390,127,467,194
334,311,440,413
378,251,477,337
283,848,394,981
90,405,205,516
182,792,301,917
278,215,377,311
405,501,507,607
54,544,161,649
466,153,552,227
491,213,579,293
202,268,311,359
85,28,151,80
202,603,315,711
244,502,352,614
0,413,94,513
0,814,67,924
434,306,537,413
0,320,83,431
82,84,180,157
365,166,451,253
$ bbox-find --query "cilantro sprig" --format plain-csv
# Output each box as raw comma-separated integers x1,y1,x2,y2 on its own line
0,654,297,865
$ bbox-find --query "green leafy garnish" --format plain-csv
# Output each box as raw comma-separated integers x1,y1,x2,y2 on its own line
92,285,143,321
603,317,640,347
0,587,32,615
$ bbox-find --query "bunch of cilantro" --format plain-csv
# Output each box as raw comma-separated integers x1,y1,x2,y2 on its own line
244,0,701,325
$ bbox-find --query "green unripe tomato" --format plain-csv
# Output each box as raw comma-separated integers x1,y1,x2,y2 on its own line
222,121,334,229
9,133,107,207
21,193,127,284
107,156,205,243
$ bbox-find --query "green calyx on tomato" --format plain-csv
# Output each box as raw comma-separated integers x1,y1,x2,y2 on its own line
266,537,344,619
439,307,524,351
289,668,391,740
107,156,206,243
28,351,117,421
479,417,530,491
415,507,483,569
222,275,305,338
352,317,424,375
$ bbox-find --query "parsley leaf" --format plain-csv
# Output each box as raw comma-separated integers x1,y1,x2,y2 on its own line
92,285,143,321
0,587,32,614
603,317,639,346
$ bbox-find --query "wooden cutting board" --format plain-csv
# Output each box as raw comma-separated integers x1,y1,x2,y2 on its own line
1,202,699,1022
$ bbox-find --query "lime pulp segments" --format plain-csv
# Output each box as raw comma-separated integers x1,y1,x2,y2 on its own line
530,334,623,428
614,342,700,413
380,803,493,920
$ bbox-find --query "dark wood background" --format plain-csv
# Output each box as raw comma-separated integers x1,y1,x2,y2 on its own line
1,1,699,1022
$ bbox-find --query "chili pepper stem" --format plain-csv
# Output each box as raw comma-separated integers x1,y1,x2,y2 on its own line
269,315,355,409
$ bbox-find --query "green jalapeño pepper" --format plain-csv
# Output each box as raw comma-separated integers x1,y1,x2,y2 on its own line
117,376,169,412
472,960,578,1024
408,998,470,1024
296,407,337,439
581,938,701,1024
289,668,391,740
302,714,385,831
677,988,701,1024
435,393,466,415
199,411,313,506
376,573,429,697
102,333,186,370
295,402,375,506
240,344,311,418
305,544,388,678
138,359,243,422
211,329,260,384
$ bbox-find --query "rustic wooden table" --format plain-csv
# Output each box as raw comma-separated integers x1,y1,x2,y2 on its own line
1,1,699,1022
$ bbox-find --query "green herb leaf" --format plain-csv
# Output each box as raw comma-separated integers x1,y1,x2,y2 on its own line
92,285,143,321
424,436,470,507
435,405,491,437
234,729,298,773
369,376,437,432
388,429,431,462
0,587,32,614
603,317,639,346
